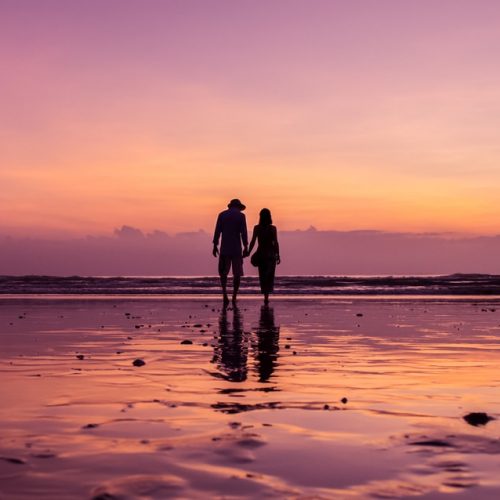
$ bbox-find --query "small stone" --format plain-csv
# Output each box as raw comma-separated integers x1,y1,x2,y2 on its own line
411,439,454,447
356,313,363,317
285,344,291,349
323,404,329,410
82,423,99,429
132,359,146,367
181,340,193,345
463,412,494,427
76,354,85,360
92,493,117,500
193,324,203,328
293,351,297,355
32,452,56,459
1,457,25,464
341,397,348,404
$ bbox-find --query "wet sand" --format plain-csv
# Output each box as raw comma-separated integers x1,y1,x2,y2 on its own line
1,297,500,499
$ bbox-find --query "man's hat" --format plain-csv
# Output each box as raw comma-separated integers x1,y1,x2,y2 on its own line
228,199,246,210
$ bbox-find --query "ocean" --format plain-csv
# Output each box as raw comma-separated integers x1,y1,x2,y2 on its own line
1,274,500,296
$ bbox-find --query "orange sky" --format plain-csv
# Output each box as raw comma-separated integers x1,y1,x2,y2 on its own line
1,1,500,237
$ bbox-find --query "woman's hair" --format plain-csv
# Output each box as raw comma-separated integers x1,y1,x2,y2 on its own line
259,208,272,226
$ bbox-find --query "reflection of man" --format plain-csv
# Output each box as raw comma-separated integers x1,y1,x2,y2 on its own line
213,307,248,382
212,199,248,304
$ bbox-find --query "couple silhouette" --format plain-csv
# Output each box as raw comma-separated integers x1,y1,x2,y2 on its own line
213,198,281,305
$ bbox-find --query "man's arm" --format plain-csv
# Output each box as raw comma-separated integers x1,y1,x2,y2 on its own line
248,225,258,255
241,214,249,256
213,214,222,257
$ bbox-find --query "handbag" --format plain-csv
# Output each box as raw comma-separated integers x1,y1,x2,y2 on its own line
250,250,261,267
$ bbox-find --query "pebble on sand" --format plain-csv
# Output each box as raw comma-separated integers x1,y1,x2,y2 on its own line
356,313,364,317
76,354,85,360
463,412,495,427
92,493,116,500
341,397,348,404
82,423,99,429
181,339,193,345
1,457,25,465
132,359,146,367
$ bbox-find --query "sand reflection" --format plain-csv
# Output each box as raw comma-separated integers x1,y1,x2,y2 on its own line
2,298,500,498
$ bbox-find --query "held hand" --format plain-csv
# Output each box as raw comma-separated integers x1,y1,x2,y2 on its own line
212,245,219,257
242,248,249,258
276,255,281,265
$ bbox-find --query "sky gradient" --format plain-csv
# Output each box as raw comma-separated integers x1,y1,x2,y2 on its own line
2,0,500,237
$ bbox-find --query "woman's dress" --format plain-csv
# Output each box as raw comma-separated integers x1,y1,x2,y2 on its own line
255,225,278,294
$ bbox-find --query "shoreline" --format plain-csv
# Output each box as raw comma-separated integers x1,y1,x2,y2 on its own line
2,293,500,300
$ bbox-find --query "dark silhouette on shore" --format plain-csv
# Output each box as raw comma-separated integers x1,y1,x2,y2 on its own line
212,306,248,382
247,208,281,304
253,305,280,382
212,199,248,304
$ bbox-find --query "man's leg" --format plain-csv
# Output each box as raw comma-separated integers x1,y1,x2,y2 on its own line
218,256,230,304
232,256,243,303
221,275,229,302
232,276,240,303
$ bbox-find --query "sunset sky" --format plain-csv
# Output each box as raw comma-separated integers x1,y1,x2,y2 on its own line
1,0,500,237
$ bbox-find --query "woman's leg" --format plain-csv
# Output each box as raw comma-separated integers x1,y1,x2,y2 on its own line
258,265,266,295
260,260,275,303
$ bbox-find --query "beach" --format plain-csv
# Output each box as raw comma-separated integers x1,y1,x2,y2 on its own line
1,296,500,499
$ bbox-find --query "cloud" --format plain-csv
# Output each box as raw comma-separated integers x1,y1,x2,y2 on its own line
114,225,145,239
1,227,499,276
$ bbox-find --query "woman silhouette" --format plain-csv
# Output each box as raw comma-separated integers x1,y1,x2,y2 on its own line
248,208,281,304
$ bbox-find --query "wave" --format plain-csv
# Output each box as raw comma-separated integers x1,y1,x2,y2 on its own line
1,274,500,295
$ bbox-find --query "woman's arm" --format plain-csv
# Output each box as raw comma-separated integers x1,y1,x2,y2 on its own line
247,226,258,255
274,226,281,264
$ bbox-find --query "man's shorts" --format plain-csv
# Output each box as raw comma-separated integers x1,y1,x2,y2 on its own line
218,255,244,277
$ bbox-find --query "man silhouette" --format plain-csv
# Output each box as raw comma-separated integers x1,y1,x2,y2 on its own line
213,199,248,304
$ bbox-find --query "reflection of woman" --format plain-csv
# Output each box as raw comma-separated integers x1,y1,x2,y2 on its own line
248,208,281,304
254,305,280,382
